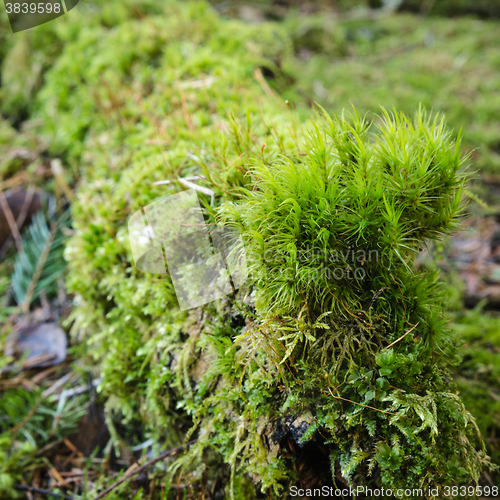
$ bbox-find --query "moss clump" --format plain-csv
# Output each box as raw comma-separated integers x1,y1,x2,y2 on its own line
198,108,490,494
228,108,467,318
66,103,492,496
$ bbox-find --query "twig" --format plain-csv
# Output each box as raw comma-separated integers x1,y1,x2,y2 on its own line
17,184,36,230
31,365,60,385
14,485,76,500
419,471,429,489
0,184,36,259
22,353,57,369
22,220,57,313
49,467,70,488
64,438,85,457
0,189,23,253
33,439,64,457
327,387,408,419
178,178,214,196
52,377,100,401
0,171,28,191
93,440,197,500
42,372,76,398
153,175,205,186
384,322,419,350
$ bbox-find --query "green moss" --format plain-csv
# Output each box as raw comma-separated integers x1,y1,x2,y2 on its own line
2,0,500,497
399,0,500,18
450,304,500,472
284,13,500,183
204,109,489,494
66,100,492,495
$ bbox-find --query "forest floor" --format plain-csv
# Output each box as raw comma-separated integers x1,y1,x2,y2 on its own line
0,1,500,498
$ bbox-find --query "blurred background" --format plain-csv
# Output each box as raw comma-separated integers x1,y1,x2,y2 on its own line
0,0,499,498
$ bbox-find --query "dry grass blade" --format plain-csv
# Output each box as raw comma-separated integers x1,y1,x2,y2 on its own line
384,322,419,350
178,178,214,196
0,189,23,253
153,175,205,186
50,159,75,203
327,387,409,419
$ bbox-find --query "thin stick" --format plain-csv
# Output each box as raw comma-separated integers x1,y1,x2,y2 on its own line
0,185,31,258
0,185,36,259
93,440,196,500
178,178,215,196
0,170,27,191
327,387,408,419
384,322,419,350
153,175,205,186
17,184,36,227
0,190,23,253
22,221,57,313
13,485,76,500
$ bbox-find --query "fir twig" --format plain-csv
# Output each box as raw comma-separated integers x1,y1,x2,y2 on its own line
21,221,57,313
9,396,45,435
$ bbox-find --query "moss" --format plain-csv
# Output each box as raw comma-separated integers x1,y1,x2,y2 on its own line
203,109,489,495
450,304,500,472
283,13,500,185
0,118,47,182
399,0,500,18
66,96,491,498
2,0,500,497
